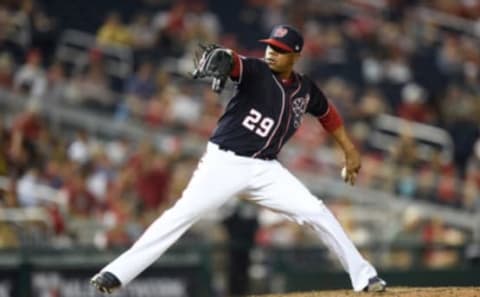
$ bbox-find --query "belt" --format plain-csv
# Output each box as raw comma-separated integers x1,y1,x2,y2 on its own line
212,142,276,161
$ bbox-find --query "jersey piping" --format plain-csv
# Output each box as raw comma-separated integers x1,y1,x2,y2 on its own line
277,73,302,150
252,74,286,158
317,103,331,119
238,56,245,84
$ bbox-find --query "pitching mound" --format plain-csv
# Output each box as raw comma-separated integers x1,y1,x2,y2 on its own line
250,287,480,297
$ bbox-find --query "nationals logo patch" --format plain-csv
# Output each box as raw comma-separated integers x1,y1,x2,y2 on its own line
292,95,309,128
273,27,288,38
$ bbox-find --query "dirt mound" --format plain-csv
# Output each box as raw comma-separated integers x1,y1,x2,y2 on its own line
249,287,480,297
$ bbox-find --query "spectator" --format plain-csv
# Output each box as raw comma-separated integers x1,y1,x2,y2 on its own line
105,138,130,166
152,2,188,56
466,139,480,181
436,163,460,207
416,165,437,201
395,166,417,198
61,167,97,218
96,12,132,47
44,61,66,103
16,166,41,207
448,118,479,177
394,206,424,244
13,49,46,99
184,0,221,44
9,100,44,173
0,51,14,89
6,0,30,48
165,85,202,127
64,56,114,112
135,151,172,210
86,151,114,207
260,0,287,34
422,217,465,268
463,176,479,211
322,78,358,122
188,86,222,137
27,0,57,59
0,6,10,45
128,13,156,50
357,88,389,122
436,35,463,80
143,90,170,127
121,61,156,119
397,83,435,124
67,130,91,165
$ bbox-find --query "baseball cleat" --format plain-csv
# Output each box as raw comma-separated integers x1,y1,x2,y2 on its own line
363,276,386,292
90,271,121,294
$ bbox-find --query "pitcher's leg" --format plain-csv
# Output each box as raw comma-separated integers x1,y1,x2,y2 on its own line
248,162,378,291
100,150,250,286
304,200,377,291
101,196,212,285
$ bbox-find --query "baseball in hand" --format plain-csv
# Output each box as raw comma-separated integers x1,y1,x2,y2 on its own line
341,167,347,181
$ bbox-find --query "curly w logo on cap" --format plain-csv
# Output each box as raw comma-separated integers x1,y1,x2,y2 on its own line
273,27,288,38
259,24,304,53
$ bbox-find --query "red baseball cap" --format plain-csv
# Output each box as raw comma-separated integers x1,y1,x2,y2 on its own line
259,24,304,53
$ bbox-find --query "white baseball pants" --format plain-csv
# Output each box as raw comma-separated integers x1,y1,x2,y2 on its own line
101,142,377,291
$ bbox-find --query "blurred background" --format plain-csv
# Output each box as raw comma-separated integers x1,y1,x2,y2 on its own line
0,0,479,296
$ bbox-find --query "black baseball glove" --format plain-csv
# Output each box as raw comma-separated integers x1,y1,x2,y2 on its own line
192,43,233,93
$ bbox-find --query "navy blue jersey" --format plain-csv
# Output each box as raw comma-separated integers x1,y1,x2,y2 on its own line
210,57,330,160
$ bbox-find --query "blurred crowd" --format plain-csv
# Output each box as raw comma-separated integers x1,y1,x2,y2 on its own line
0,0,478,273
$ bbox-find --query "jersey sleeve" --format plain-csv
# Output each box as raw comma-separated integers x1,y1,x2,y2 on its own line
306,79,344,132
231,56,265,85
306,80,329,117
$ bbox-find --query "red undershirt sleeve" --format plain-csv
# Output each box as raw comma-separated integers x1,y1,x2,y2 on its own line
317,102,344,133
230,51,241,80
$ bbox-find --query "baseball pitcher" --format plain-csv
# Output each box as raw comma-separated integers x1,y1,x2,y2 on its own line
91,24,386,294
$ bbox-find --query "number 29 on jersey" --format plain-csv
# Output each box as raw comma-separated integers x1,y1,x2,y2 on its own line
242,108,275,138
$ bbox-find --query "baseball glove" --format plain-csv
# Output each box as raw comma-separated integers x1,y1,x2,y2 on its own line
192,43,233,93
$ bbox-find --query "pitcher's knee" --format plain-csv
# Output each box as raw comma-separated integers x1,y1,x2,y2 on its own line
293,199,326,216
290,200,329,226
172,194,224,220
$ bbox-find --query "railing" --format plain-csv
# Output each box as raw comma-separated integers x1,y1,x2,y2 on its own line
55,29,133,79
336,0,480,39
369,114,454,163
300,174,480,241
416,7,480,37
0,207,50,225
4,12,30,48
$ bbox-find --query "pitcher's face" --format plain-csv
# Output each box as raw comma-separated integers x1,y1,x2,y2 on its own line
264,45,299,73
